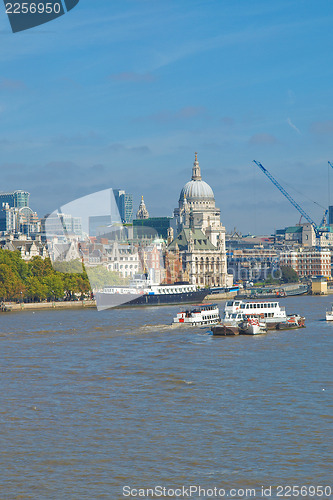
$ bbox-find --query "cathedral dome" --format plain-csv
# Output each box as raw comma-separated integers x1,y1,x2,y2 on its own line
179,153,214,202
180,179,214,201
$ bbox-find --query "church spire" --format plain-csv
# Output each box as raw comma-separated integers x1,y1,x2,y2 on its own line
192,152,201,181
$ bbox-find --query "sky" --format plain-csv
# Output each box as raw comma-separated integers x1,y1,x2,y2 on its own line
1,0,333,234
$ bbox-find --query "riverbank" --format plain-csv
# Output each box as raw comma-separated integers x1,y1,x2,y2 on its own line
204,291,238,300
3,300,97,312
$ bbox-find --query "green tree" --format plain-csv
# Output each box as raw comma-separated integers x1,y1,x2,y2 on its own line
24,276,47,302
280,265,299,283
62,274,80,300
43,274,65,301
29,256,54,277
0,263,25,300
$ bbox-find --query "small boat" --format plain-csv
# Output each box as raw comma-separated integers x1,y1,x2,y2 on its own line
239,316,267,335
173,303,220,326
276,314,305,329
326,305,333,321
211,319,240,336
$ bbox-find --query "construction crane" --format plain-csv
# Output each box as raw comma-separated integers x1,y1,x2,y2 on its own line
253,160,322,237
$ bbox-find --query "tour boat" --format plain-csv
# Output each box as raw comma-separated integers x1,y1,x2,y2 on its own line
326,305,333,321
173,303,220,326
223,299,288,329
212,299,305,336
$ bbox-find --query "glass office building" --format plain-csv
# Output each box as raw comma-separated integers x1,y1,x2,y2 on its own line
113,189,133,224
0,190,30,209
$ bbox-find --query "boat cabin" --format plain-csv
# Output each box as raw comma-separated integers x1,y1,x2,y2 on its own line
224,300,286,321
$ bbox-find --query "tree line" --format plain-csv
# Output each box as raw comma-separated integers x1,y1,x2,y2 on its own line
0,249,91,302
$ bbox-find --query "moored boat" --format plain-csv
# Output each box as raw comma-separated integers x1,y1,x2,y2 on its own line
173,303,220,326
224,299,287,329
326,304,333,321
221,299,305,330
211,321,240,336
94,275,210,310
239,317,267,335
277,314,305,329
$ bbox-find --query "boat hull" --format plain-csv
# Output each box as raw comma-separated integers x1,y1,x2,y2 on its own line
211,324,240,336
276,316,306,329
239,319,267,335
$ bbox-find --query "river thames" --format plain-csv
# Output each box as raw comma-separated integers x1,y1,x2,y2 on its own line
1,295,332,499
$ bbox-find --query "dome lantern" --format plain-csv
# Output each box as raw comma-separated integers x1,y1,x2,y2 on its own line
179,153,214,204
192,152,201,181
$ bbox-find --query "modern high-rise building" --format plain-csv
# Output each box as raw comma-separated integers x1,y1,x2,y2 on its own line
113,189,133,224
329,205,333,225
0,205,39,234
0,190,29,209
0,190,38,235
41,213,82,238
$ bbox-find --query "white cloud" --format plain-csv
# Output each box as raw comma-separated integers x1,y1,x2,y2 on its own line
287,117,301,135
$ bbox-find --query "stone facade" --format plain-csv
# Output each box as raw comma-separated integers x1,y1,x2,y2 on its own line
169,154,230,287
136,196,149,219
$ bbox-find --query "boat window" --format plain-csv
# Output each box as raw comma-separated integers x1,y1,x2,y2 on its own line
226,301,233,306
245,304,249,309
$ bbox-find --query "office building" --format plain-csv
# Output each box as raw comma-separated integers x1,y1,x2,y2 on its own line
113,189,133,224
0,190,29,209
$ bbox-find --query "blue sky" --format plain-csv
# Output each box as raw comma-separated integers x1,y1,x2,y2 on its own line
1,0,333,234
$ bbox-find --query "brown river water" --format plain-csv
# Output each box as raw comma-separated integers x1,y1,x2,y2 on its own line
0,295,332,500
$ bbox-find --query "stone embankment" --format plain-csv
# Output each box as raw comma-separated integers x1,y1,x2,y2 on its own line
3,300,96,312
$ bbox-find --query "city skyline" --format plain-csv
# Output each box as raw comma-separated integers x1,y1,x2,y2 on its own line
1,154,332,237
1,1,333,233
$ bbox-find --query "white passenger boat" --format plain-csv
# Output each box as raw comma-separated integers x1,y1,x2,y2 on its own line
224,299,287,329
212,300,305,335
173,304,220,326
326,304,333,321
223,299,305,329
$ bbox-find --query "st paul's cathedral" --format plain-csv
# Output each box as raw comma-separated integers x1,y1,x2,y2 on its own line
167,153,231,287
